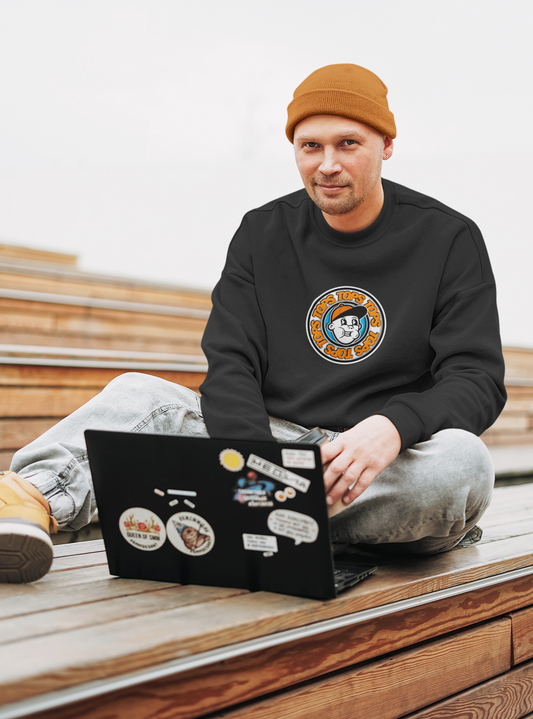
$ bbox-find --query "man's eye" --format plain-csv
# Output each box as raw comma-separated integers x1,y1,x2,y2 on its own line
341,319,346,325
306,142,317,148
344,139,356,146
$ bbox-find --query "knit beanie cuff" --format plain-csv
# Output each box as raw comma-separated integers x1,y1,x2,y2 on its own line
285,64,397,142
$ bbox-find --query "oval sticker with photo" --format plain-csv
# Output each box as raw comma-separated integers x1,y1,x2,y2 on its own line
166,512,215,556
119,507,166,551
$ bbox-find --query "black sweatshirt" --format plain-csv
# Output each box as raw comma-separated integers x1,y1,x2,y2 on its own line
200,179,506,451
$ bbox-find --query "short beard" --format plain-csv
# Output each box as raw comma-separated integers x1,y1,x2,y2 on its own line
310,186,365,216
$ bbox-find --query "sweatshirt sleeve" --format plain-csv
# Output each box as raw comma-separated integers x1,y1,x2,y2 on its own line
199,217,274,440
377,221,507,452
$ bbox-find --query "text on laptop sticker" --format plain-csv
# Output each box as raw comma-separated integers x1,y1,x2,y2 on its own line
267,510,319,546
166,512,215,556
281,449,316,469
247,455,310,493
242,533,278,553
119,508,166,551
233,471,274,507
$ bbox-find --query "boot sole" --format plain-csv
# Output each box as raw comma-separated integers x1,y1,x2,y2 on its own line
0,521,53,583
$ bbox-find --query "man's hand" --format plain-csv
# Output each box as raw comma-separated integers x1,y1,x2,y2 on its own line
321,415,401,512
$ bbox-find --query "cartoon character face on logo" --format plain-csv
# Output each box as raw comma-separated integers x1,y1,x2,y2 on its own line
306,286,386,364
326,304,367,345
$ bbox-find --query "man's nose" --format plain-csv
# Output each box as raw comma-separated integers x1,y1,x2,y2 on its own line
318,149,342,175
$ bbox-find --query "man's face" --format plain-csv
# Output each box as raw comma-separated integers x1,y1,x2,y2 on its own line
293,115,391,219
327,314,361,344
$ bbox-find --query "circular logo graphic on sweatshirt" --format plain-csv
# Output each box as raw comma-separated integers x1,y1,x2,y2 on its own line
119,508,166,551
166,512,215,556
306,286,386,364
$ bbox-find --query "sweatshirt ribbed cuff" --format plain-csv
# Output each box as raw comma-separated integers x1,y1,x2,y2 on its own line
376,404,427,453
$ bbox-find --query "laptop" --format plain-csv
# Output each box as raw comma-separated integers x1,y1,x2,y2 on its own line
85,429,377,600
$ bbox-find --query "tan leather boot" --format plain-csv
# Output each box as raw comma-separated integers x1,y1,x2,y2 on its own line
0,471,59,583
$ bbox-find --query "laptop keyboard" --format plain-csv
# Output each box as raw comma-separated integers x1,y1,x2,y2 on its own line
333,564,377,592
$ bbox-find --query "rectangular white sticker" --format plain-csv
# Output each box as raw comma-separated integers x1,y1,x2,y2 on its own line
281,448,316,470
242,533,278,552
247,454,311,493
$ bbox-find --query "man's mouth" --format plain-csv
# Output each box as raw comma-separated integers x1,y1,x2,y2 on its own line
318,185,345,192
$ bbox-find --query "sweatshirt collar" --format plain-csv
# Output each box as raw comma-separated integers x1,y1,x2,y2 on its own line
311,179,395,247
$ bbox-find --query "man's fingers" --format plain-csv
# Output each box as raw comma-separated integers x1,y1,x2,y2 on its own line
325,459,365,504
341,468,376,504
323,454,352,491
320,440,339,465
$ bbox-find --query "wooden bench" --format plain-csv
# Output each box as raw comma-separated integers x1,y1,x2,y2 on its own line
2,483,533,719
0,245,210,468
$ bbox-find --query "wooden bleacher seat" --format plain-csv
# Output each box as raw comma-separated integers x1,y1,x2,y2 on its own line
0,244,210,468
1,483,533,719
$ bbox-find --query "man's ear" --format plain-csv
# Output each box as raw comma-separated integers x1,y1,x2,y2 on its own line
383,137,394,161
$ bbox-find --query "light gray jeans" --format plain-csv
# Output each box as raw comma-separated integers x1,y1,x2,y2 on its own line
10,372,495,555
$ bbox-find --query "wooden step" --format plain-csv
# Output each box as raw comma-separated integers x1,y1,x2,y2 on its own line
0,265,212,309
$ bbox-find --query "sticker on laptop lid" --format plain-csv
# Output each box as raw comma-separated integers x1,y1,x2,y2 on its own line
119,508,166,551
267,509,319,546
275,487,297,503
281,449,316,469
219,449,245,472
246,454,310,493
233,472,275,507
242,533,278,553
166,512,215,556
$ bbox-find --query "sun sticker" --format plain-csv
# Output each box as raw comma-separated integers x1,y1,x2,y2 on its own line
219,448,245,472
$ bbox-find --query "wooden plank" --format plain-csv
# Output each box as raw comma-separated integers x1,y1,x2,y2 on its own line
52,539,104,557
0,300,208,335
0,386,101,417
404,657,533,718
483,431,533,446
0,244,77,266
0,565,118,604
504,347,533,378
13,575,533,719
483,485,533,515
0,271,212,309
0,328,204,355
203,619,511,719
0,584,249,648
0,417,58,449
0,449,15,468
0,376,204,419
0,576,177,621
49,551,108,573
0,365,204,390
2,534,533,706
512,606,533,665
3,537,533,708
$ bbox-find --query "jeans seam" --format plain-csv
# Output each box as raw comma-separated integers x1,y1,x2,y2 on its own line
52,458,79,524
130,403,203,433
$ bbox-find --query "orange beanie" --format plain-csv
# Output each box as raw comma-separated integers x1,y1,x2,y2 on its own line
286,63,396,143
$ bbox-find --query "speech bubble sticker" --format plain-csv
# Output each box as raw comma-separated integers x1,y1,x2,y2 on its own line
267,509,319,546
242,533,278,553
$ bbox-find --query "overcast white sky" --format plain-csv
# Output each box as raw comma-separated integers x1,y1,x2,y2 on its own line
0,0,531,347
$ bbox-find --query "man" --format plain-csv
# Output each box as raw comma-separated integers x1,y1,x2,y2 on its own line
0,63,506,583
